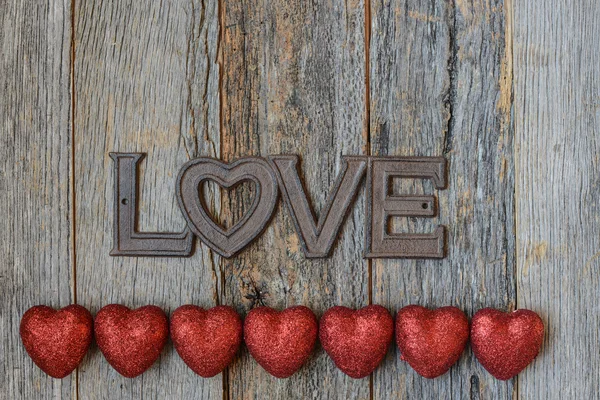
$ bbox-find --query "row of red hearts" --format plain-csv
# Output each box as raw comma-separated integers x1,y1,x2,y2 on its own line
20,304,544,382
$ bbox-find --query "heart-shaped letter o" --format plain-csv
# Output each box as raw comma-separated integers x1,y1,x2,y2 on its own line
176,157,279,258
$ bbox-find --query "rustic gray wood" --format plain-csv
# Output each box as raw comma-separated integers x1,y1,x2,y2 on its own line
514,0,600,398
220,0,370,398
369,0,516,398
74,0,222,398
1,0,75,399
5,0,600,398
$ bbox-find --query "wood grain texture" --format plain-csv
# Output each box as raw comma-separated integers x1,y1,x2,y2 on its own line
514,0,600,398
5,0,600,397
220,0,370,398
369,0,516,398
1,0,75,399
74,0,222,398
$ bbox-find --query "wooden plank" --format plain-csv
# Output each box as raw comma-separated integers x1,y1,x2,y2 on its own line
1,0,75,398
74,0,222,398
514,0,600,398
219,0,370,398
369,0,516,398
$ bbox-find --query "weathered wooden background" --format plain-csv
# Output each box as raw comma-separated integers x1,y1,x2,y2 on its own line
2,0,599,398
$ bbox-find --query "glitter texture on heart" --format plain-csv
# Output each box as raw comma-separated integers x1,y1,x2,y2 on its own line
395,305,469,378
319,305,394,378
171,305,242,377
244,306,318,378
471,308,544,380
94,304,169,378
20,305,93,378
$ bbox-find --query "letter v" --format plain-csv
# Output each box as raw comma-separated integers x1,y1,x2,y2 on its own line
268,155,367,258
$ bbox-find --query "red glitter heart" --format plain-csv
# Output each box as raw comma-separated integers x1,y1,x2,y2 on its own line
471,308,544,380
170,305,242,377
20,305,93,378
319,305,394,378
94,304,169,378
395,305,469,378
244,306,318,378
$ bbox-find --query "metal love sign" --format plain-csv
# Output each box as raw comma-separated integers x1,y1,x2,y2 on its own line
110,153,447,259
